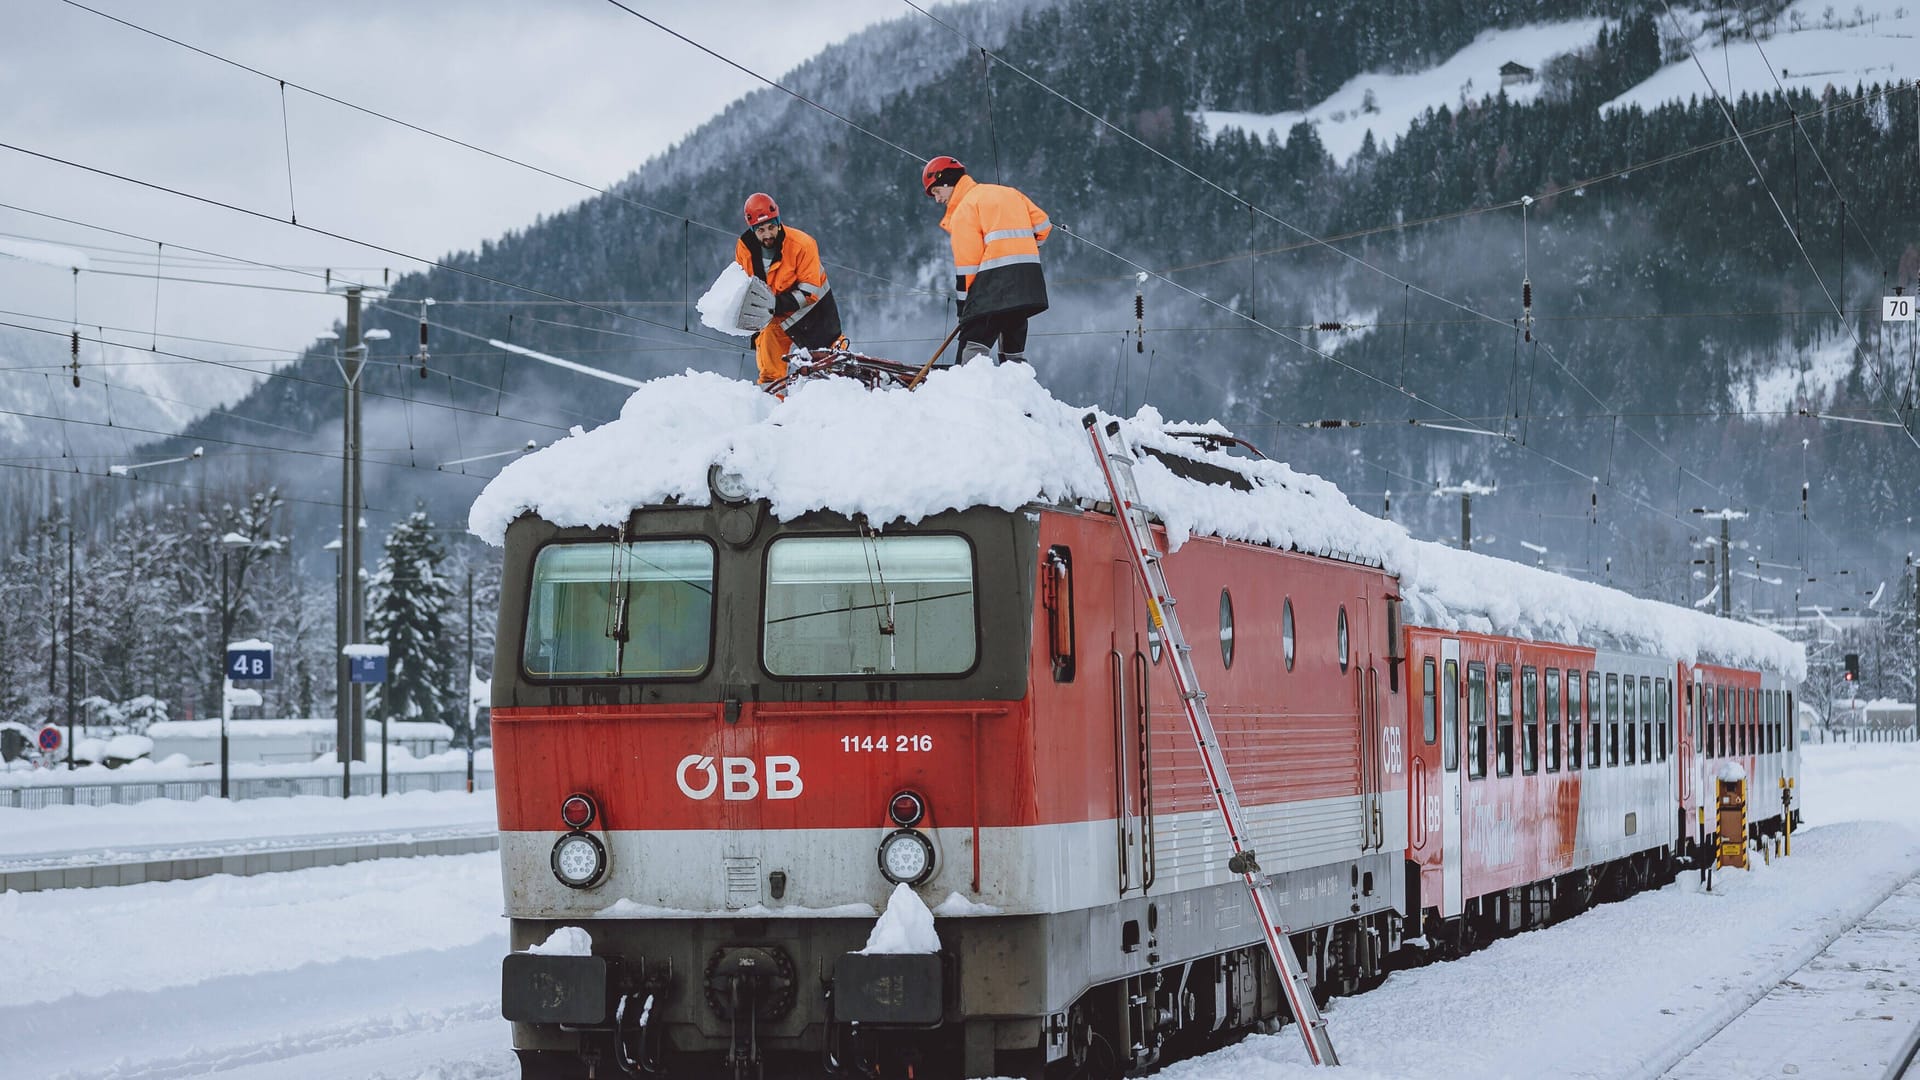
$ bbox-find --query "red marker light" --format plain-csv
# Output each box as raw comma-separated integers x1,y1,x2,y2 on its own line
561,793,597,830
889,790,925,827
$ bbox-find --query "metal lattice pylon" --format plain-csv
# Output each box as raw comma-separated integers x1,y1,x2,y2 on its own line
1083,414,1339,1067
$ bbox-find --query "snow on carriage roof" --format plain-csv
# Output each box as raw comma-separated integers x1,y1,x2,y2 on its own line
469,363,1804,679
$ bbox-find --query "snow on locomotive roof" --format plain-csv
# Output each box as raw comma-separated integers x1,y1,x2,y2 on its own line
470,363,1804,679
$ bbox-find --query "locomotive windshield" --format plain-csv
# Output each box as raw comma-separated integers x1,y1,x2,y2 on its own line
763,535,976,676
522,540,715,678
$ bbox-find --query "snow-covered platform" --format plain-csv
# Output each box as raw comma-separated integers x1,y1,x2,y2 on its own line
0,824,498,894
0,787,499,893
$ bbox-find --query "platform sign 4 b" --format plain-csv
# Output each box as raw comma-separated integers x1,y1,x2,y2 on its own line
226,643,273,681
1886,295,1915,322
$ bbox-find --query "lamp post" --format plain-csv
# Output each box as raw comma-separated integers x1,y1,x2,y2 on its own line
325,536,349,798
216,531,252,799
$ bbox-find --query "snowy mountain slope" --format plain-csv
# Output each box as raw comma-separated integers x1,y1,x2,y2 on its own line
1200,17,1610,165
1608,0,1920,113
1202,0,1920,166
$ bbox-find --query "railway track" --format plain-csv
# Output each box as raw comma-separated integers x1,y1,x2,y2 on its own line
1651,867,1920,1079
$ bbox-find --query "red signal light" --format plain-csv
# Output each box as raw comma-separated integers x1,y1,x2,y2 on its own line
561,793,597,830
889,790,926,827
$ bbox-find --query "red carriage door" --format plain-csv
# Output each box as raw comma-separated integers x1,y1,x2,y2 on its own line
1440,638,1465,917
1112,562,1148,894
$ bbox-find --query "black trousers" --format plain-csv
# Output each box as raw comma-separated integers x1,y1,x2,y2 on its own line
955,313,1029,362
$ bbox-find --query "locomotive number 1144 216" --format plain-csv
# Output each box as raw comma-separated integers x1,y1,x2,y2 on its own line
841,734,934,753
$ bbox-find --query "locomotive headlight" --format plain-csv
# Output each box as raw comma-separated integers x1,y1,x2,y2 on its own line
709,463,752,505
877,828,934,886
551,831,608,889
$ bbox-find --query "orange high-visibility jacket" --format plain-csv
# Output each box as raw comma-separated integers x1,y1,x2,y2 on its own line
734,224,842,348
938,175,1050,321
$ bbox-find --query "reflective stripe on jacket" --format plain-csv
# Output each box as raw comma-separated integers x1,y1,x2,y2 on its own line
938,175,1050,322
734,224,843,347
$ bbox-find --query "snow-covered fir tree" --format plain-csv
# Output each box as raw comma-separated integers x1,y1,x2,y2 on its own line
367,507,455,726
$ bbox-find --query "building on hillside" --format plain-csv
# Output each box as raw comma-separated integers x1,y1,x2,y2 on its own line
1500,61,1535,86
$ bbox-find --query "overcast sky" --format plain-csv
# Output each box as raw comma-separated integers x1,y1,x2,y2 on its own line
0,0,904,398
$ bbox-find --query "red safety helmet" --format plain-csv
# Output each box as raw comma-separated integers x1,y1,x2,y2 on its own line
743,192,780,227
921,155,965,196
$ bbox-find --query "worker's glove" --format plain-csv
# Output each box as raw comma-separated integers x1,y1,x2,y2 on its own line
735,278,776,332
772,289,803,317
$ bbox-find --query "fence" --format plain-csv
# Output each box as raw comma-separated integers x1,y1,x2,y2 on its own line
0,767,493,810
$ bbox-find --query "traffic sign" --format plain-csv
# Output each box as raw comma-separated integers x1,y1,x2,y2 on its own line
1886,295,1915,322
37,725,61,753
227,646,273,681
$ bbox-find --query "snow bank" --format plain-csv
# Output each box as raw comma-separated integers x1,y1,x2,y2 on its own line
858,883,940,954
469,363,1804,678
528,925,593,956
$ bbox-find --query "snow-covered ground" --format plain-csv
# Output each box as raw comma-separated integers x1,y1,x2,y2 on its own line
2,743,1914,1078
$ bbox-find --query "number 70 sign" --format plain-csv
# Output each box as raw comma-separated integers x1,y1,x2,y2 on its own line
1886,295,1915,322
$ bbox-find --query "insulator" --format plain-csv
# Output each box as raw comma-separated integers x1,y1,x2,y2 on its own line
1317,321,1343,331
70,329,79,361
1522,280,1533,308
1134,294,1144,321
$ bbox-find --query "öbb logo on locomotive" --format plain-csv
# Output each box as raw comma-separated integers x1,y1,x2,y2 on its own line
673,753,803,800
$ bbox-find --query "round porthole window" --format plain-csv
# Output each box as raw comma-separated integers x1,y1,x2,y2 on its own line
1337,606,1350,673
1219,588,1235,669
1282,599,1296,672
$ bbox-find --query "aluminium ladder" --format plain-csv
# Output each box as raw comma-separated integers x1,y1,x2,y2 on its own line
1083,414,1339,1068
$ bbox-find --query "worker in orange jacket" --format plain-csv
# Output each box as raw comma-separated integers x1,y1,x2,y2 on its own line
734,192,843,384
923,155,1050,364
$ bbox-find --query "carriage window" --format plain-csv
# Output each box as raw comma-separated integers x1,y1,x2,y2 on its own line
1545,669,1561,772
1468,662,1488,779
1444,659,1460,773
1282,599,1296,671
523,539,715,679
764,535,976,676
1623,673,1637,763
1772,690,1782,753
1587,672,1602,768
1520,667,1538,774
1219,588,1236,669
1495,665,1514,777
1656,678,1670,761
1337,606,1350,673
1787,691,1795,749
1567,668,1582,772
1422,658,1437,744
1640,676,1654,764
1606,674,1620,766
1720,684,1735,753
1743,684,1758,753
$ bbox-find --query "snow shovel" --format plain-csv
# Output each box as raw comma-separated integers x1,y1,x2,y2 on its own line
733,277,776,334
905,323,966,389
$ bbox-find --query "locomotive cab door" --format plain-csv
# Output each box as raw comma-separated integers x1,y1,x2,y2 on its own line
1440,638,1464,917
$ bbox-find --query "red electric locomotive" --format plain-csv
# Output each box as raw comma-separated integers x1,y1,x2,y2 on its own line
480,367,1800,1079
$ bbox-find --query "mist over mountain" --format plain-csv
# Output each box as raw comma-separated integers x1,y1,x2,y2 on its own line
12,0,1919,617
